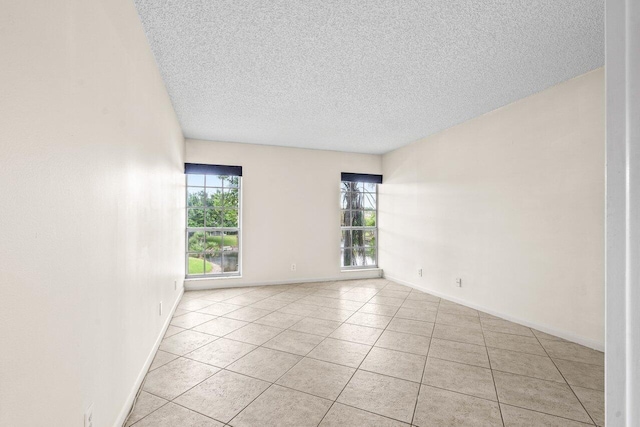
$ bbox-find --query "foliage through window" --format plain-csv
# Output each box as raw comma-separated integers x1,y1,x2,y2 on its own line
341,181,377,268
186,174,240,276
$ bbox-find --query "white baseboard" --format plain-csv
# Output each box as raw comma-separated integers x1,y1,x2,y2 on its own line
184,269,383,291
384,274,604,352
114,288,184,427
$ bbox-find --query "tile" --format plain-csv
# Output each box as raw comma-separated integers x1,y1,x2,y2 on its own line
337,370,419,423
143,358,219,400
383,283,412,292
308,338,372,368
278,302,322,317
400,299,439,310
386,318,434,337
554,358,604,391
532,329,567,342
319,402,408,427
539,339,604,366
483,330,546,355
250,298,292,311
395,307,437,322
369,295,405,307
227,347,302,382
311,306,355,322
361,347,426,382
488,347,564,382
170,312,216,329
500,404,593,426
223,306,272,322
225,293,268,306
131,402,223,427
270,291,306,302
480,318,534,337
346,312,392,328
231,385,332,427
178,298,216,311
289,317,342,336
375,330,431,356
437,303,478,317
149,350,178,371
413,385,502,427
377,289,410,299
224,323,284,345
358,302,400,316
276,358,355,400
125,391,167,426
493,370,592,423
405,292,440,302
186,338,256,368
197,302,244,316
253,311,303,328
431,324,485,346
172,308,190,317
329,323,383,345
263,330,324,355
192,317,249,336
572,385,604,426
164,325,186,338
422,357,496,401
159,330,217,356
175,370,270,423
428,338,489,368
436,312,481,329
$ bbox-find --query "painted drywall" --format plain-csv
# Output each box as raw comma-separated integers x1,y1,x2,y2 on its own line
0,1,185,426
185,140,382,289
380,69,604,348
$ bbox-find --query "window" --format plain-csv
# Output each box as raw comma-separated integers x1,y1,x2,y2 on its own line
185,164,241,277
341,173,381,268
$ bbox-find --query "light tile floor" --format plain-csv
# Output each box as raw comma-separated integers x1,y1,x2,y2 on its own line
125,279,604,427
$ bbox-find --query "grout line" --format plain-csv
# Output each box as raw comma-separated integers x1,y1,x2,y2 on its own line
410,295,439,425
479,307,506,427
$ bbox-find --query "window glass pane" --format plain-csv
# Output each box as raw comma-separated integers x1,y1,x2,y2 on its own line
187,253,205,275
187,231,205,252
187,174,205,186
363,193,376,210
340,192,349,209
365,248,377,266
351,210,365,227
341,230,350,248
341,210,351,227
364,230,376,247
364,210,376,227
205,253,222,274
205,209,222,227
340,249,347,268
223,210,238,228
352,230,364,247
363,182,376,192
223,251,239,273
187,209,205,227
205,175,223,187
351,247,365,266
223,231,239,251
343,191,362,210
223,188,239,208
223,176,239,188
206,188,223,207
187,188,205,207
205,231,223,253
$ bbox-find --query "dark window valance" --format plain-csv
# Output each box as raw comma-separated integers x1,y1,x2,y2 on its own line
185,163,242,176
341,172,383,184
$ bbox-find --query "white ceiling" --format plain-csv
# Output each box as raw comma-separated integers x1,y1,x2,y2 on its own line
134,0,603,154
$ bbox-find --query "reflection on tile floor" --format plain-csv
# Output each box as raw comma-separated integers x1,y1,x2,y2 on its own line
125,279,604,427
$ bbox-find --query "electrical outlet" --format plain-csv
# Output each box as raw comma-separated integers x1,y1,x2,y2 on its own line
174,279,177,291
418,268,423,277
290,263,296,272
159,302,163,316
456,278,462,287
84,404,94,427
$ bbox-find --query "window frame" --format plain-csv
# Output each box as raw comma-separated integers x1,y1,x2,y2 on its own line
340,181,378,269
185,174,242,278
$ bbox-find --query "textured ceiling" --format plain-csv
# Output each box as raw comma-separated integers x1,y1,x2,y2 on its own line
134,0,603,154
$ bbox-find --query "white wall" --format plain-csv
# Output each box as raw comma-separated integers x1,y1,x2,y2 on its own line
380,69,604,349
185,140,382,289
0,1,185,426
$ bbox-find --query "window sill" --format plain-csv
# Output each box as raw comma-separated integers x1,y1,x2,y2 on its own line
185,275,242,282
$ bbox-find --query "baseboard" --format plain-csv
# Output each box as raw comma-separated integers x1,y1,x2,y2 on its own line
114,288,185,427
184,269,383,291
384,274,604,352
